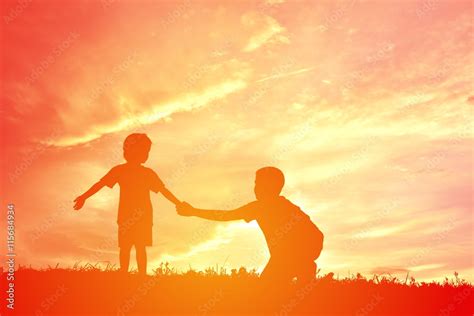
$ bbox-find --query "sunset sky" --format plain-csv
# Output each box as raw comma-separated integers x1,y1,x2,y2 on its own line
1,0,472,282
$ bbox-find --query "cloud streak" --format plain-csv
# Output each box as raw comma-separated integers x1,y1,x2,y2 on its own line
49,78,248,147
241,12,289,52
255,66,316,83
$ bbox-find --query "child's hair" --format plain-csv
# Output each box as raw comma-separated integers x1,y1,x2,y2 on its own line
256,166,285,196
123,133,152,163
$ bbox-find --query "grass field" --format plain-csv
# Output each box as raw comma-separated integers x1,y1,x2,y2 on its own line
1,264,472,315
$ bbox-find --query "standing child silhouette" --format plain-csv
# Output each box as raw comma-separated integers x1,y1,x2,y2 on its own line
73,133,181,275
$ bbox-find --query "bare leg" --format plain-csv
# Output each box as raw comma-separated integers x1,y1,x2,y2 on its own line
136,245,147,276
119,245,132,273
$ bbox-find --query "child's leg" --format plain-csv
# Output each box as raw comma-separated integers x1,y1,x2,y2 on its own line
119,245,132,273
136,245,147,275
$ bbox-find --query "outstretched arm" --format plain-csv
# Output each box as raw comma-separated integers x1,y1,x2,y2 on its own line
177,203,252,222
73,181,106,210
161,187,181,206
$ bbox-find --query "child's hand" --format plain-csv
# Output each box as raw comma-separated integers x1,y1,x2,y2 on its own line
73,195,86,210
176,201,194,216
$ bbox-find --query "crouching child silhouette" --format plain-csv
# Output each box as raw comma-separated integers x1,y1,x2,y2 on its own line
177,167,323,284
73,133,181,275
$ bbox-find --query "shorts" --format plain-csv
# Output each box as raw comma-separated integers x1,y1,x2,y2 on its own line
118,222,152,248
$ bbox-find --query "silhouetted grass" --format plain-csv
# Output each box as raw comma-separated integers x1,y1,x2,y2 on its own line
1,264,472,315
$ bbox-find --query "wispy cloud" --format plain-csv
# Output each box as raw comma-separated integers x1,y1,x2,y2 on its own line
409,264,445,272
241,12,289,52
158,225,234,262
49,78,248,147
255,66,316,83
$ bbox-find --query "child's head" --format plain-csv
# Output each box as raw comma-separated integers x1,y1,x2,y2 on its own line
254,167,285,201
123,133,152,164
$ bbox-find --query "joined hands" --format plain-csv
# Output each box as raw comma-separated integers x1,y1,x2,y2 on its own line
177,201,194,216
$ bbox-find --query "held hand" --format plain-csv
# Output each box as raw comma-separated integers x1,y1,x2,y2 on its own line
176,201,194,216
73,195,86,210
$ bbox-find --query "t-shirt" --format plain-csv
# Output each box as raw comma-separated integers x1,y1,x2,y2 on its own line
235,196,323,259
100,163,164,226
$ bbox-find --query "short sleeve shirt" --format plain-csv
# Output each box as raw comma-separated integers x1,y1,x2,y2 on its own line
235,197,322,258
101,163,165,225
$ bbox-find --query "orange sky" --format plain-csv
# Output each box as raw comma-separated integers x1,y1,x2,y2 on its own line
1,0,473,281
